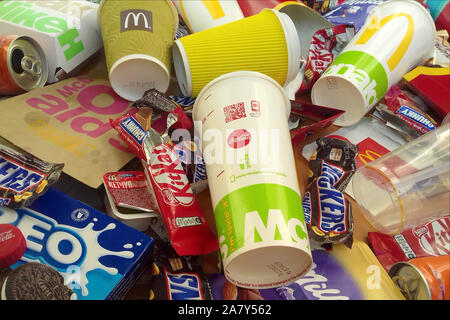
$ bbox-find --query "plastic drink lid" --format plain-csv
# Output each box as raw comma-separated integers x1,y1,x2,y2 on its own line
0,224,26,269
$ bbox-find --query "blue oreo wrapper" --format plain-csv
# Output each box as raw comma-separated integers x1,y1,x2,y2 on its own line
0,188,154,300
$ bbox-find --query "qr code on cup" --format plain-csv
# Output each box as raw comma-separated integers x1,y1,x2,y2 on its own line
224,102,246,123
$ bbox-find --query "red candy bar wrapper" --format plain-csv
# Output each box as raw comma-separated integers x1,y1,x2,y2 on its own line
142,143,219,256
103,171,159,212
110,108,151,160
368,215,450,272
111,99,193,160
382,85,439,135
297,24,355,96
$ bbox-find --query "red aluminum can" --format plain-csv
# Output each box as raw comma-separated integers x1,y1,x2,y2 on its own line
389,255,450,300
0,35,48,96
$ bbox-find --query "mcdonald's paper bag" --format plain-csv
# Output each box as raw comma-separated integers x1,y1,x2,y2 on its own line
301,116,407,198
0,56,135,188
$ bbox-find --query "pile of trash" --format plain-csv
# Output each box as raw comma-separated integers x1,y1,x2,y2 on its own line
0,0,448,301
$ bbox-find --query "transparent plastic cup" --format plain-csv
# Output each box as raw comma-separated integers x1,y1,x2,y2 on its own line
352,123,450,235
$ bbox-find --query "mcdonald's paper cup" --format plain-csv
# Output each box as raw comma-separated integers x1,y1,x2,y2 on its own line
311,0,436,127
173,0,244,34
193,71,312,289
99,0,178,101
173,8,300,97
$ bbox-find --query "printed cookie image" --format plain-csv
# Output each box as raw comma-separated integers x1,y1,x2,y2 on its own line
0,268,12,291
2,263,73,300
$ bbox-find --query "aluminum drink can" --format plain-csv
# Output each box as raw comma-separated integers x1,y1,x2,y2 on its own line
0,35,48,96
389,255,450,300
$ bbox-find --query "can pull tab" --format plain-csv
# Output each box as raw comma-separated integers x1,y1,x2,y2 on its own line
21,55,42,77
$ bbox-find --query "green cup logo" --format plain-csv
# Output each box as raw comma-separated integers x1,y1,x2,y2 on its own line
324,51,388,107
215,183,308,261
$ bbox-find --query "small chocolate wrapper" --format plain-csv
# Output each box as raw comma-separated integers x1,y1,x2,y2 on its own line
378,85,439,139
0,137,63,208
310,137,358,178
134,88,179,113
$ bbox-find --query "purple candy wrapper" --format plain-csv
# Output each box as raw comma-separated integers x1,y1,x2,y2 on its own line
322,0,387,31
275,250,364,300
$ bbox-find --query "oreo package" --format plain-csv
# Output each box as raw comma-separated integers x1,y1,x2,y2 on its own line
0,137,63,208
303,137,358,248
0,188,154,300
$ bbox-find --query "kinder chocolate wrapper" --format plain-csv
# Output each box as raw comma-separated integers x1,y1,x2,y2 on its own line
322,0,387,31
368,215,450,272
275,241,405,300
303,137,358,248
0,137,63,208
103,171,159,213
146,230,212,300
142,132,219,256
298,24,355,95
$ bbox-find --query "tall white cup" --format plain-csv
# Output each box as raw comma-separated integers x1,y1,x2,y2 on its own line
193,71,312,289
312,0,436,127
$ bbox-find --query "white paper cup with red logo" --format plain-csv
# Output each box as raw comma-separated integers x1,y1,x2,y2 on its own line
173,0,244,33
311,0,436,126
193,71,312,289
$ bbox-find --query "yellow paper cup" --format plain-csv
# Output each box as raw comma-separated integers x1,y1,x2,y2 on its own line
99,0,178,101
173,8,300,97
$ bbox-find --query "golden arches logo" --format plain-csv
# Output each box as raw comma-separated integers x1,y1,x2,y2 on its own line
355,13,415,72
201,0,226,20
358,150,382,165
178,0,226,32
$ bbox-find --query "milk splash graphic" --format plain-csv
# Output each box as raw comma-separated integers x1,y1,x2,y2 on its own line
0,206,142,300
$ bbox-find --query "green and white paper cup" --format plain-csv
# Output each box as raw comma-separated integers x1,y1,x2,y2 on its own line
312,0,436,127
99,0,178,101
193,71,312,289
